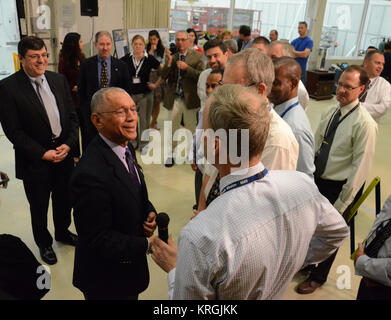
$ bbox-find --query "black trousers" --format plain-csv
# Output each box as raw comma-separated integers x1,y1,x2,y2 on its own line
22,157,74,248
357,278,391,300
308,178,364,284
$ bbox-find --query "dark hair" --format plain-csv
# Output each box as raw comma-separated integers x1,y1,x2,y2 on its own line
59,32,85,70
18,36,47,58
364,49,384,62
273,56,302,80
253,36,270,46
186,28,198,45
146,29,165,58
366,45,377,51
344,65,369,86
203,39,227,54
299,21,308,27
239,25,251,37
209,68,224,78
270,29,278,36
384,41,391,51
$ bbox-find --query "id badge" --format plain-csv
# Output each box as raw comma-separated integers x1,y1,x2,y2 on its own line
133,77,141,84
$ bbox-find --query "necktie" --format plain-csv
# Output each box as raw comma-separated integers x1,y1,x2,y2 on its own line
314,108,342,178
34,79,62,137
365,220,391,258
359,80,371,102
125,148,140,186
100,60,109,88
176,54,185,98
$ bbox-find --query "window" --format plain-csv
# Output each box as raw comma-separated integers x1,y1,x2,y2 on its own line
0,0,20,80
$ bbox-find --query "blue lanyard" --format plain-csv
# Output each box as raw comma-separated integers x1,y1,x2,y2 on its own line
280,101,299,118
221,168,268,195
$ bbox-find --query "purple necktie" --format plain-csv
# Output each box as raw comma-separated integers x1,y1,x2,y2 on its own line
125,148,140,186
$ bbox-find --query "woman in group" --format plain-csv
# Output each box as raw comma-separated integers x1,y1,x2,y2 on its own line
146,30,166,130
187,28,203,54
58,32,85,161
121,35,162,152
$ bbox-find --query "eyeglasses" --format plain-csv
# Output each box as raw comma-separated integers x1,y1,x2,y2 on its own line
337,82,361,91
26,53,50,60
176,38,188,42
97,106,137,117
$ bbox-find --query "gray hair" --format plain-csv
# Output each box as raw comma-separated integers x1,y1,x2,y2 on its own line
95,31,113,43
269,40,294,57
176,30,189,39
227,48,275,95
223,39,238,54
91,87,128,113
209,84,270,159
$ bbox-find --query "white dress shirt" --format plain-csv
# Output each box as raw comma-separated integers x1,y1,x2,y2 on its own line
314,99,378,212
298,80,309,111
361,76,391,122
168,162,349,300
263,109,299,170
274,97,315,178
355,195,391,287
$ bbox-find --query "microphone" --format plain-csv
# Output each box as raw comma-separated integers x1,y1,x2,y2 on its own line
156,212,170,243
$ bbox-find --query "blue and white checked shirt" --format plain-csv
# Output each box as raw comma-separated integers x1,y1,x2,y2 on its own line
168,162,349,299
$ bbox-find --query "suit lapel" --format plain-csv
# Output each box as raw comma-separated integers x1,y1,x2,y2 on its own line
110,57,119,86
92,55,100,89
16,70,51,130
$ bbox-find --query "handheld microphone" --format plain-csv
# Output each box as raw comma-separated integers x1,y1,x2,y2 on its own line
156,212,170,243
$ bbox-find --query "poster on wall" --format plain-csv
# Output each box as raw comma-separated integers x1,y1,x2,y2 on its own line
112,29,129,59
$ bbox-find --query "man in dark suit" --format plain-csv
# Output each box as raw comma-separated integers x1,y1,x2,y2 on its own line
0,36,79,265
70,87,157,300
78,31,131,150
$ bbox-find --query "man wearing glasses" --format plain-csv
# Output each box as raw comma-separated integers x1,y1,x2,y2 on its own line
297,65,378,294
161,30,204,167
70,87,157,300
0,36,79,265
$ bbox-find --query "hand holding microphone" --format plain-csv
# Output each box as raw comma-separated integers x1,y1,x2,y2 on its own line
150,212,177,273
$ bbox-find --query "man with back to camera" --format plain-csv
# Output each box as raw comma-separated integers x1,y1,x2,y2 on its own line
252,36,270,54
291,21,313,84
78,31,131,150
360,50,391,122
237,25,253,52
297,65,378,294
150,85,349,299
268,57,315,178
269,29,278,42
222,48,299,171
70,87,157,300
160,30,204,167
0,36,79,265
268,40,310,111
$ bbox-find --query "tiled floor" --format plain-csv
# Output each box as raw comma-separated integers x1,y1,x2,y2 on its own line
0,97,390,300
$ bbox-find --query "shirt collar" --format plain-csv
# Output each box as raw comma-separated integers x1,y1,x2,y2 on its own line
99,133,127,160
24,69,46,84
98,55,111,64
274,97,299,115
339,98,359,116
220,161,265,193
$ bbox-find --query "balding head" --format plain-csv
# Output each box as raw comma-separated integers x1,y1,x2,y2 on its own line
268,41,294,60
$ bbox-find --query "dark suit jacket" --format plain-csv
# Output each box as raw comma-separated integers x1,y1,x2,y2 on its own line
77,55,131,145
161,49,204,110
0,70,79,179
70,135,156,295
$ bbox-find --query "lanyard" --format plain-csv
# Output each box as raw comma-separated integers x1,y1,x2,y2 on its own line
132,55,145,78
280,101,299,118
324,103,359,140
221,168,268,195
